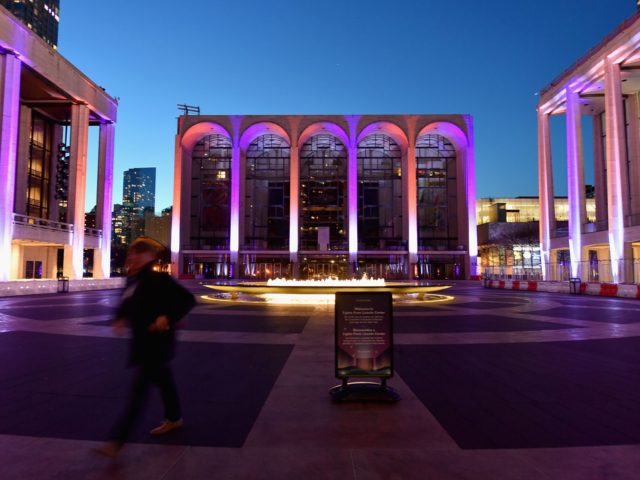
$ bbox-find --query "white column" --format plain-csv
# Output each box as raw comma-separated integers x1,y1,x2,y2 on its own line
565,88,587,280
170,137,186,276
0,53,21,281
64,103,89,279
347,144,358,264
538,109,555,281
406,144,418,267
604,57,628,283
289,138,299,264
229,143,241,276
93,122,115,279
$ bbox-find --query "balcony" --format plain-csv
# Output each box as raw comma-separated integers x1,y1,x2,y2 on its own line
12,214,73,245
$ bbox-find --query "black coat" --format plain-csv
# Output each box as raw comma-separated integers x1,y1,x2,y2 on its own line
116,265,196,365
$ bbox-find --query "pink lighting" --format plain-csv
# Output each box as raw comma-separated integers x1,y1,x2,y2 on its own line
0,53,20,281
298,122,349,148
239,122,290,150
229,144,240,258
356,121,409,152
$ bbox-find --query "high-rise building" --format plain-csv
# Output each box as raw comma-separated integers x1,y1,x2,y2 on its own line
123,168,156,218
1,0,59,48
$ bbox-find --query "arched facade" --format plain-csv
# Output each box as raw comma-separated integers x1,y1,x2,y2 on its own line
173,115,476,280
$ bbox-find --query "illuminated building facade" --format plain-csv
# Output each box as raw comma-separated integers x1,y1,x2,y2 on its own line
538,10,640,283
0,6,117,280
1,0,59,48
478,196,595,278
172,114,476,280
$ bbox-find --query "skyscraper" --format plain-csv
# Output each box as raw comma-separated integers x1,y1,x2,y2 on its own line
1,0,59,47
123,168,156,218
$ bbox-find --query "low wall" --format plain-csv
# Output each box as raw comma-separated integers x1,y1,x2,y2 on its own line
483,278,640,299
0,278,126,297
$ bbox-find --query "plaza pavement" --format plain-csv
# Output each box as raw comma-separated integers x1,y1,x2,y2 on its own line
0,280,638,479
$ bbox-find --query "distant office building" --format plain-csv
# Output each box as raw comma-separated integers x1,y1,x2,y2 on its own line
123,168,156,218
172,114,477,280
145,207,171,249
1,0,59,47
538,9,640,284
478,197,596,278
0,6,116,280
111,204,128,246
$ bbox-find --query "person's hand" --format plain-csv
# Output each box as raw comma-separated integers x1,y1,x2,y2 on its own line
149,315,170,332
112,318,126,336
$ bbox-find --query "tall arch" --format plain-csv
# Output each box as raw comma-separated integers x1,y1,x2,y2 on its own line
416,121,476,278
357,121,409,154
414,133,457,250
357,133,403,250
299,133,348,251
240,122,290,151
244,134,290,250
189,133,233,250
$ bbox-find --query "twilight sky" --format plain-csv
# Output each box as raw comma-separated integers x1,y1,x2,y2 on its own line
57,0,636,212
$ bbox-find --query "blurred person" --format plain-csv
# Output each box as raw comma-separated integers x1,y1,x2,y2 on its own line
96,237,195,458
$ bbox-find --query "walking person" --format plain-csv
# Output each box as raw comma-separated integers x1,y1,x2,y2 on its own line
97,237,195,458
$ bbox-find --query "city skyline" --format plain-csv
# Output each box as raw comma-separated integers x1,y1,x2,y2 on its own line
55,0,637,212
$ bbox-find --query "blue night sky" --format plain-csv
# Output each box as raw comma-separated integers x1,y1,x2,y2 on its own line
58,0,636,212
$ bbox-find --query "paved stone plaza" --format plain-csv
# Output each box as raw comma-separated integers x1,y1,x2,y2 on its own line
0,281,639,479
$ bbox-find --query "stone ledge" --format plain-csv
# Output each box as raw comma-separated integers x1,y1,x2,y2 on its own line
0,278,126,297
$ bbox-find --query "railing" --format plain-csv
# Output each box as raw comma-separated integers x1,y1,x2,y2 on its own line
13,214,73,232
482,267,543,281
625,213,640,228
582,219,608,234
84,227,103,237
487,259,640,284
551,226,568,238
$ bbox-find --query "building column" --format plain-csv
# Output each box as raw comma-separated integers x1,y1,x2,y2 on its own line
538,109,555,281
289,137,299,276
463,115,478,279
63,103,89,279
604,57,627,283
406,144,418,278
0,52,21,281
592,113,607,223
347,144,358,267
171,138,191,277
93,122,115,279
229,143,241,278
565,88,587,280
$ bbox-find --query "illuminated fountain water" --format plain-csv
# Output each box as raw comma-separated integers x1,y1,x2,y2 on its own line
202,275,452,305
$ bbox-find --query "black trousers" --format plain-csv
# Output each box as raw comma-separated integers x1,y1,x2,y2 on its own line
109,362,181,445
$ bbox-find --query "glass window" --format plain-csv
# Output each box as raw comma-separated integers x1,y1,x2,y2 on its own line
300,134,347,251
416,134,456,250
357,134,403,250
244,134,290,250
190,134,232,249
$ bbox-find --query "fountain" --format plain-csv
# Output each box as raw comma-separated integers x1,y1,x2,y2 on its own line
202,275,452,305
